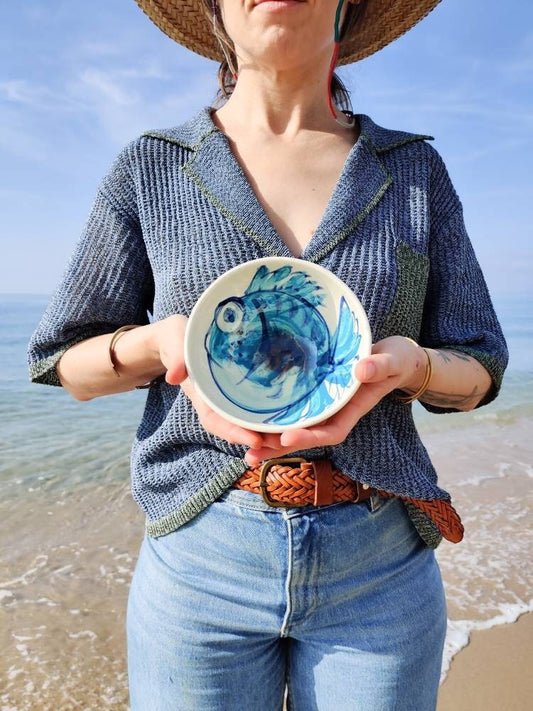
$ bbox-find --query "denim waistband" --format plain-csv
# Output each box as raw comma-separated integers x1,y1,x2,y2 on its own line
218,486,385,515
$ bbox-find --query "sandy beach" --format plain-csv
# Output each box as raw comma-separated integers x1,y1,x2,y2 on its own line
1,413,531,709
438,612,533,711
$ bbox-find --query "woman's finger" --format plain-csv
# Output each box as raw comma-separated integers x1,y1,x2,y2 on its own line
246,379,395,462
277,380,394,452
244,448,290,466
181,378,266,449
355,352,400,383
165,359,188,385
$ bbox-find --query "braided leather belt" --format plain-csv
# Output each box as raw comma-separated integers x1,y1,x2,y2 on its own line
234,457,464,543
234,458,375,507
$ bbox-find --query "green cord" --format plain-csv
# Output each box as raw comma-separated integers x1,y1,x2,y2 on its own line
334,0,346,43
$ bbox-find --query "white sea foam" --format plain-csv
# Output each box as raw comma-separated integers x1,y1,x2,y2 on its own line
52,564,73,575
441,602,533,682
0,554,48,588
520,462,533,478
435,443,533,684
34,597,58,607
7,666,24,680
459,460,513,487
12,634,42,642
68,630,98,640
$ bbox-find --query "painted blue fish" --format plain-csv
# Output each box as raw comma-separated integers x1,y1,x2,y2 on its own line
204,264,361,426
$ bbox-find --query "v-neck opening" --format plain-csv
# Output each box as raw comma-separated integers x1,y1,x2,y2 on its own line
206,108,362,260
299,138,362,261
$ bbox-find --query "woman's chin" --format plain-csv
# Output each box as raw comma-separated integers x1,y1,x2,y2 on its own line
236,39,329,77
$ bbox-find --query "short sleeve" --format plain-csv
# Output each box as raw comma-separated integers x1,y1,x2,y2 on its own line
419,152,508,412
28,145,154,386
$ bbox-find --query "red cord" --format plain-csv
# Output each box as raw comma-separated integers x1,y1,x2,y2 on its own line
327,42,340,120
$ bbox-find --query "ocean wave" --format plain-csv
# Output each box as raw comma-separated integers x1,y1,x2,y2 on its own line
441,602,533,682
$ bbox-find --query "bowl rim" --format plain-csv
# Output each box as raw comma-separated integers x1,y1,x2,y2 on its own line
184,257,372,433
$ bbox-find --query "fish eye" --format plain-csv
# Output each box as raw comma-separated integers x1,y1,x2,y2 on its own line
215,300,244,333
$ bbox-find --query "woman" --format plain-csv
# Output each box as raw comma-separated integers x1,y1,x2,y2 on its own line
28,0,508,709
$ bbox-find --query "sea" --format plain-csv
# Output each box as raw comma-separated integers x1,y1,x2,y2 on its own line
1,293,532,710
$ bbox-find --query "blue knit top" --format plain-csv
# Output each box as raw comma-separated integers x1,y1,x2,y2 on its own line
28,108,508,542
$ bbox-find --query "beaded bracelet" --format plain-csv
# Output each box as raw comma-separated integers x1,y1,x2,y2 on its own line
394,344,433,405
108,324,165,389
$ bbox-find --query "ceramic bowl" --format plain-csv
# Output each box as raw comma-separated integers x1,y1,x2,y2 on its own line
184,257,372,432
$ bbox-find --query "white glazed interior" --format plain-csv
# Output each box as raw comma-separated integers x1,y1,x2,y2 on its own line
184,257,372,433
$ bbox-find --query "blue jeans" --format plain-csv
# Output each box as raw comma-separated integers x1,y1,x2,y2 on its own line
127,490,446,710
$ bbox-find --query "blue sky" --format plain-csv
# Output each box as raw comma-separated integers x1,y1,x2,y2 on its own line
1,0,531,296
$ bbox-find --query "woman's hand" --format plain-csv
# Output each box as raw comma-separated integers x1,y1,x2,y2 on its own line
180,377,268,450
151,314,189,386
158,315,268,450
175,336,425,464
175,332,492,465
242,336,426,465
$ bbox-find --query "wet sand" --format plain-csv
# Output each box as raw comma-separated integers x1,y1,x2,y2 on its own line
0,481,143,710
438,613,533,711
1,417,532,709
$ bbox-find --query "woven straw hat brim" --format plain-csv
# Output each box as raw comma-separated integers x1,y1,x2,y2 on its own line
134,0,442,65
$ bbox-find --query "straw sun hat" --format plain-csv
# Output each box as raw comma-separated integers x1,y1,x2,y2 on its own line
134,0,442,65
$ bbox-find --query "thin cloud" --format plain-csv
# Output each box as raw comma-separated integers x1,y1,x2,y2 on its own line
499,31,533,82
117,64,171,81
68,64,215,142
77,68,138,108
77,40,127,58
1,59,216,150
449,137,532,166
0,79,80,113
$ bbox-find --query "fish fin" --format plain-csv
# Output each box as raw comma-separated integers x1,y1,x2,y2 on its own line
265,383,335,426
331,296,362,367
245,265,324,307
326,363,355,390
282,272,324,307
245,265,292,294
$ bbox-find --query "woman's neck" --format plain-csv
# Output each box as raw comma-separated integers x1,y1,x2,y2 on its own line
214,59,351,139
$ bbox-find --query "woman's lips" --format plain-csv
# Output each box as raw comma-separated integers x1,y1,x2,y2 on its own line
254,1,306,9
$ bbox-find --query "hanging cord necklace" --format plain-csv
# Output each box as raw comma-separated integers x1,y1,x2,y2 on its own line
328,0,355,128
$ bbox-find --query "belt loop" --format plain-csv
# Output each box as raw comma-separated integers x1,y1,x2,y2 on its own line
311,460,335,506
368,493,382,512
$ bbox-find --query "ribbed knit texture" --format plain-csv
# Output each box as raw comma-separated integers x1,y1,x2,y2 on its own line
28,108,508,540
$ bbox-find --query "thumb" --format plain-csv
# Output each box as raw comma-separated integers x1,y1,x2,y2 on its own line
165,359,188,385
355,353,398,383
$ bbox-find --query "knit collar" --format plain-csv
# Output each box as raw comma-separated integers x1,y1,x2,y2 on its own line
143,109,432,262
143,107,433,154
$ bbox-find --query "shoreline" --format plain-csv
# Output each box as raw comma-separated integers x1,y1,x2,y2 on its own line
1,414,531,709
438,612,533,711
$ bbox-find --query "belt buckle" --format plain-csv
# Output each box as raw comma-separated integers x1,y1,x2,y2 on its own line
259,457,307,508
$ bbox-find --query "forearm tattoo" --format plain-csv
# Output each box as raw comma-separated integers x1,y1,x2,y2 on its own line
421,384,480,408
402,349,485,409
434,349,472,364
